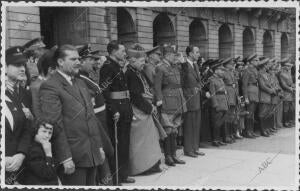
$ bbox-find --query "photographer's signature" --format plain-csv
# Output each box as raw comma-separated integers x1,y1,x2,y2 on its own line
249,151,281,183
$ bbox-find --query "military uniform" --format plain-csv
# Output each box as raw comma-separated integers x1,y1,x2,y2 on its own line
209,72,229,145
257,59,276,136
221,59,239,143
154,58,187,166
99,56,133,183
242,64,259,137
278,65,295,127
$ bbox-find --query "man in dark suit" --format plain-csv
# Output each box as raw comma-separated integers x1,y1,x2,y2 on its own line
5,46,33,184
39,44,105,186
181,46,205,158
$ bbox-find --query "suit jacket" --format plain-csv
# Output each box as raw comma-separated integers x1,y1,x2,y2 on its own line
125,66,153,114
258,70,274,104
242,65,259,102
30,77,44,120
221,68,238,106
181,61,201,111
209,75,228,111
22,141,58,185
278,70,294,101
154,60,187,114
39,72,104,167
5,87,33,157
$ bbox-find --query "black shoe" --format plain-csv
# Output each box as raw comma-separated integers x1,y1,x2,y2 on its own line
194,151,205,156
165,156,175,166
218,141,227,146
172,156,186,164
122,177,135,183
184,152,197,158
261,131,270,137
212,141,220,147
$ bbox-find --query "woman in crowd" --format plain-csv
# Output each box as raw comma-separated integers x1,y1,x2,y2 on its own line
126,44,163,175
5,46,33,185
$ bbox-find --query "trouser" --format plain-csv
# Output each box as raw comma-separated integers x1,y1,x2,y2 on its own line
59,167,97,186
226,106,238,137
163,131,178,157
283,101,294,125
276,102,283,128
211,108,227,142
106,106,132,183
259,103,273,133
183,110,201,153
245,102,258,135
97,159,113,185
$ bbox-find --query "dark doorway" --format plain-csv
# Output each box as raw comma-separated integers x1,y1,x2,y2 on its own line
189,19,208,59
243,27,255,58
263,31,274,58
117,8,137,48
153,13,175,46
281,33,289,59
219,24,233,59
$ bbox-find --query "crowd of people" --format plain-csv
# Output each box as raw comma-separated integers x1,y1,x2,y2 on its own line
4,37,295,186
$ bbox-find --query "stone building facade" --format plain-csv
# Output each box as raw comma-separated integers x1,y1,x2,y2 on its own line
5,7,296,62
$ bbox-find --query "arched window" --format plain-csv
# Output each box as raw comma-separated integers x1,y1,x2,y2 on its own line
219,24,233,58
243,27,255,58
153,13,175,46
189,19,208,59
263,31,274,58
281,33,289,59
117,8,137,48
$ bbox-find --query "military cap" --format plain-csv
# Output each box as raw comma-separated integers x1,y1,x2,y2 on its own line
127,43,146,59
77,44,99,59
233,56,241,63
23,37,46,51
146,46,161,56
257,57,269,68
6,46,27,66
243,53,257,63
280,57,293,67
221,57,233,66
202,59,214,68
211,59,225,71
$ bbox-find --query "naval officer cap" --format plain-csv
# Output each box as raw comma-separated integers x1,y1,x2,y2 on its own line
243,53,257,63
23,37,46,52
6,46,27,66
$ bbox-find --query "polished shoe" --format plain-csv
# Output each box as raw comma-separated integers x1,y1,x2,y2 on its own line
261,131,270,137
218,141,227,146
251,132,260,137
165,156,175,166
212,141,220,147
172,156,186,164
234,134,243,139
194,151,205,156
122,177,135,183
184,152,197,158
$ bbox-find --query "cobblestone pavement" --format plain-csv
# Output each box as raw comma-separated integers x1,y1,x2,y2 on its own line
123,127,297,189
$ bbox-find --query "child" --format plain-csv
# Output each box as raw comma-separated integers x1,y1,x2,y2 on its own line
21,122,58,185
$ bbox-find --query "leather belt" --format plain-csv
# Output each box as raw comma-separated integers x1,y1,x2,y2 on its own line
109,90,130,99
94,105,106,114
164,84,181,90
249,82,258,86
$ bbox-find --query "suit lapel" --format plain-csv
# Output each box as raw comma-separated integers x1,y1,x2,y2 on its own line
56,73,84,105
187,62,199,81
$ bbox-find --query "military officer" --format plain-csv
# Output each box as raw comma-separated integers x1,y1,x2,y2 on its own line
154,45,187,166
278,58,295,128
241,54,260,138
221,58,240,143
77,44,114,185
99,40,135,185
208,60,228,147
143,46,161,87
257,57,277,136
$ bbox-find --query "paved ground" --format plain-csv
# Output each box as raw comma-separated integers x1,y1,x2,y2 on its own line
123,127,297,189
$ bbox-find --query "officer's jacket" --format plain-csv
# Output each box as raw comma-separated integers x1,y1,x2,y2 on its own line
181,60,201,111
278,70,294,102
242,65,259,102
258,70,275,104
209,75,228,111
269,73,282,104
154,59,187,114
99,57,132,117
221,68,238,106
